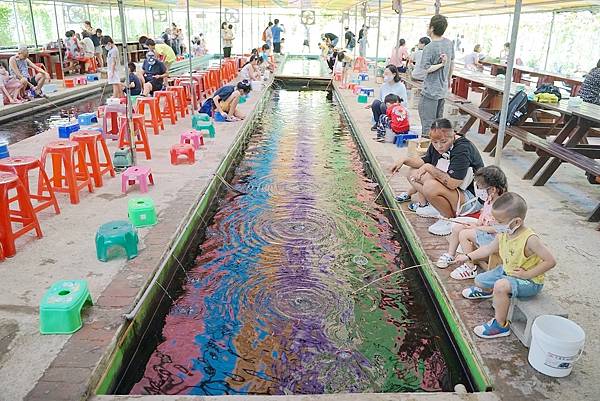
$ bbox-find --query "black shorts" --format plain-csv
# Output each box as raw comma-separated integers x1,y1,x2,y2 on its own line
27,77,37,87
273,42,281,53
303,40,309,47
149,79,163,93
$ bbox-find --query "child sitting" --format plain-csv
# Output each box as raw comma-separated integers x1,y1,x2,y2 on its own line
453,192,556,339
436,165,507,281
376,93,409,142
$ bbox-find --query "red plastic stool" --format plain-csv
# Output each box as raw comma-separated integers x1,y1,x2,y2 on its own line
0,172,43,258
167,86,189,118
71,131,116,187
176,79,200,109
117,114,151,160
102,104,126,140
154,91,178,125
121,166,154,193
200,73,214,97
170,144,195,165
40,140,94,205
137,97,164,135
180,130,205,150
354,56,368,72
0,156,60,215
63,78,75,88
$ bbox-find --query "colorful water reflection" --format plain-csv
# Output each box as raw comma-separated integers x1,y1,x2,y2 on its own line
128,89,466,395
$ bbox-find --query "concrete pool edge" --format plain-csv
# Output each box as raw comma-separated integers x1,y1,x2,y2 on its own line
333,85,494,393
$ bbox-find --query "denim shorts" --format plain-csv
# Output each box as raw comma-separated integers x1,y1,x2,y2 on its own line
475,230,495,247
458,189,483,216
475,265,543,298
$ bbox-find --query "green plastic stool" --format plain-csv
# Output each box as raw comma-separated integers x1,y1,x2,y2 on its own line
357,94,368,104
192,114,216,138
128,197,157,228
113,146,133,170
40,280,92,335
95,220,139,262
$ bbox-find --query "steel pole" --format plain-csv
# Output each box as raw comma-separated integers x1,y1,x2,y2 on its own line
186,0,195,116
117,0,136,165
52,0,65,78
494,0,522,166
395,7,401,48
241,0,244,53
219,0,223,64
353,4,358,57
27,0,38,48
143,0,149,35
374,0,381,73
543,11,555,71
109,5,114,37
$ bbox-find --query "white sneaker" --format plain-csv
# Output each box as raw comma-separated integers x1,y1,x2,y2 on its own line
450,264,477,280
416,204,442,218
428,219,452,236
436,253,454,268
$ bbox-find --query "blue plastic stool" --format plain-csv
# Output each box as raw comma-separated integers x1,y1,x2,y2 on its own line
193,114,216,137
394,133,419,148
358,73,369,81
0,140,9,159
360,87,375,97
95,220,139,262
86,74,99,81
42,83,58,94
77,112,98,126
58,122,80,139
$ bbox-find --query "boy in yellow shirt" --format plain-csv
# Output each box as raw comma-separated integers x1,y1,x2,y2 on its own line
453,192,556,339
139,36,176,70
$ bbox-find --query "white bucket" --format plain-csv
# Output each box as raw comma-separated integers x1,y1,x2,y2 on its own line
528,315,585,377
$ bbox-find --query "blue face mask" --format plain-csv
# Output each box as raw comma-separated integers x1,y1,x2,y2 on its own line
493,218,519,234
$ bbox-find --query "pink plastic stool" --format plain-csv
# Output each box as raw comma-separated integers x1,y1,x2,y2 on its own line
179,131,205,150
121,166,154,193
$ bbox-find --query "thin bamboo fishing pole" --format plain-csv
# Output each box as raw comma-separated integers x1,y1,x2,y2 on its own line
352,262,429,294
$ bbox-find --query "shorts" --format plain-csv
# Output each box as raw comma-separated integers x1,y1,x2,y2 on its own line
303,40,309,47
458,189,482,216
475,265,543,298
475,230,495,247
107,72,120,85
149,79,163,93
27,77,37,87
273,42,281,53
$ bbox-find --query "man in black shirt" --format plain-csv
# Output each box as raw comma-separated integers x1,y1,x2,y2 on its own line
344,27,356,50
141,51,167,96
322,32,339,48
391,118,485,235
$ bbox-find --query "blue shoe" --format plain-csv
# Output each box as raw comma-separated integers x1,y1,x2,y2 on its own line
395,192,411,202
462,286,493,300
408,202,427,212
474,319,511,339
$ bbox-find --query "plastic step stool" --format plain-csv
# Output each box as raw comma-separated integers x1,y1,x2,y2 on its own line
128,197,157,228
357,94,368,104
195,113,211,122
358,73,369,81
360,87,375,97
192,115,216,138
77,112,98,126
86,74,99,81
95,220,139,262
170,143,195,165
58,122,80,138
113,147,133,170
40,280,93,335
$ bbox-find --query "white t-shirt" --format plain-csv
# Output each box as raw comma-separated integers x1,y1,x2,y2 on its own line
464,52,479,67
81,37,95,55
240,63,253,80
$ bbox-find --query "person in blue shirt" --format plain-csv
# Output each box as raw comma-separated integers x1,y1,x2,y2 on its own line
199,80,252,121
140,51,167,96
271,19,284,54
125,62,142,96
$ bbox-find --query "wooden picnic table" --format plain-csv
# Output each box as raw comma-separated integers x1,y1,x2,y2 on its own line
450,68,600,221
479,59,584,96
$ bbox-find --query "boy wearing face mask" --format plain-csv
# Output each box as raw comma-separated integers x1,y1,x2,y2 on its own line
436,165,507,279
454,192,556,339
101,36,121,98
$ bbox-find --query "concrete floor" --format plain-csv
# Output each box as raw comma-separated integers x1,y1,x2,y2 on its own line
0,61,598,401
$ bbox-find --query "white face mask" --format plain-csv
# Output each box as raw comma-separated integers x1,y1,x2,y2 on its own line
493,218,519,235
383,75,392,83
474,182,489,201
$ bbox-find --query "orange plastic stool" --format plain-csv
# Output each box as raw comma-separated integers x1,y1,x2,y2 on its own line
117,114,151,160
71,131,116,187
0,172,43,258
200,73,214,97
170,144,195,165
354,56,368,72
103,104,127,140
0,156,60,215
64,78,75,88
137,97,164,135
154,91,178,125
167,86,189,118
40,140,94,205
175,80,199,110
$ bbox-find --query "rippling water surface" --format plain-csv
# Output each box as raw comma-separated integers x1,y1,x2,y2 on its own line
127,89,467,395
281,57,329,77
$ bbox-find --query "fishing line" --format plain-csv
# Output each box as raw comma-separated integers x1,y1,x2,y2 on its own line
352,263,428,295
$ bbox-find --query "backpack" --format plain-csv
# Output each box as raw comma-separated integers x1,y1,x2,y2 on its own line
535,84,562,101
490,90,528,126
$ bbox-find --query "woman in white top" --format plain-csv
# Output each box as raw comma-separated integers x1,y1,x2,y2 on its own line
80,31,96,57
365,64,408,130
239,55,261,81
464,44,482,71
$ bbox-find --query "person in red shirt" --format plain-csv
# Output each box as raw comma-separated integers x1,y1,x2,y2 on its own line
376,93,410,142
